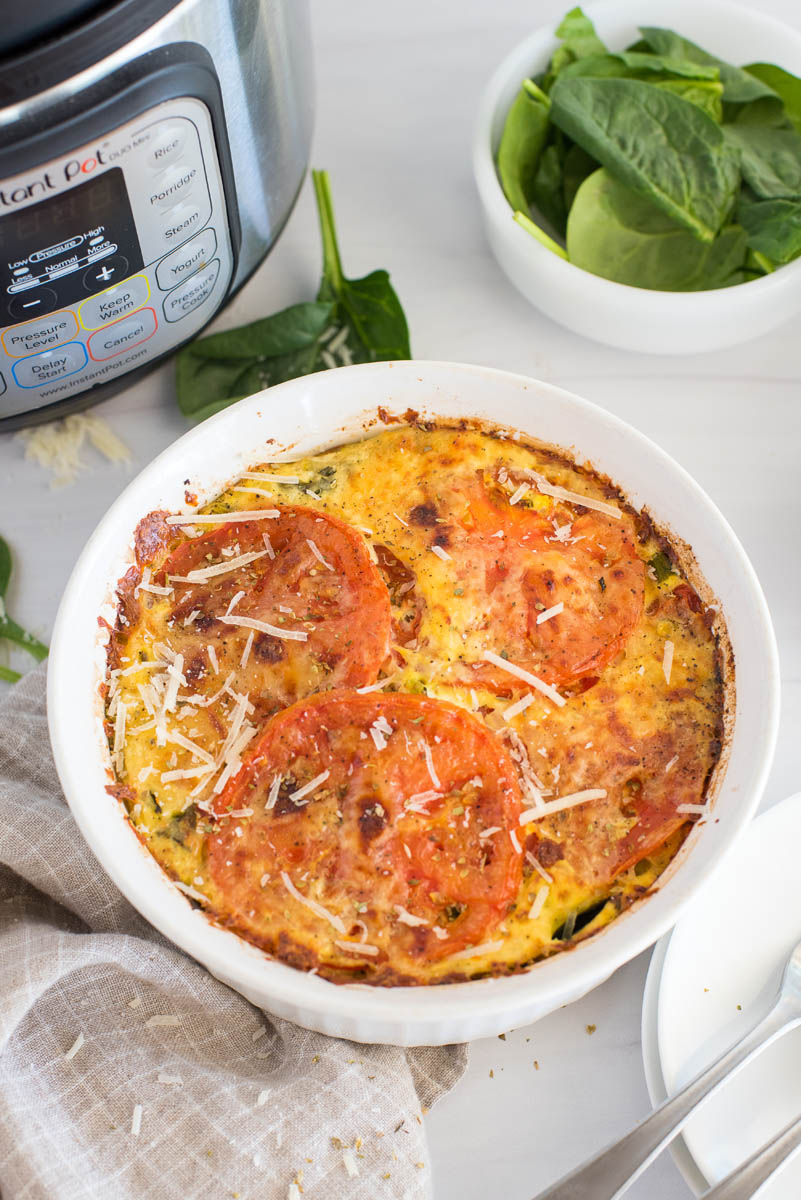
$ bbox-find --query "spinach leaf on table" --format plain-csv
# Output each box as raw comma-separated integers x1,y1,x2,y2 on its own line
0,536,48,680
737,192,801,264
176,169,410,423
743,63,801,133
496,80,550,215
549,76,740,241
723,124,801,199
566,168,748,289
637,27,778,104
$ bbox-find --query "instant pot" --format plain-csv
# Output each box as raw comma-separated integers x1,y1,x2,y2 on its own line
0,0,313,430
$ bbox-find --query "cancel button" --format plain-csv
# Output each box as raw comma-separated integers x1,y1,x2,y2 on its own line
88,307,157,361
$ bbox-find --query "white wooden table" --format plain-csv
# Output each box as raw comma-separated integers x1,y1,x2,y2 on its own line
2,2,799,1196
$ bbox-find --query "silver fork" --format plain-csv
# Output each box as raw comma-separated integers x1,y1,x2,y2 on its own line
701,1110,801,1198
533,936,801,1200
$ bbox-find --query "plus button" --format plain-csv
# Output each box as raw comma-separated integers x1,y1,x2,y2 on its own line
96,265,115,283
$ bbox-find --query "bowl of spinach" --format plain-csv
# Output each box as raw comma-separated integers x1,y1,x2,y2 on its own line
473,0,801,353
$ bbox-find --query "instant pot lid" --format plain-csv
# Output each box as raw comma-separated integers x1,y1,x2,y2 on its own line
0,0,184,110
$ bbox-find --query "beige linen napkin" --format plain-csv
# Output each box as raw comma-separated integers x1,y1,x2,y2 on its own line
0,665,467,1199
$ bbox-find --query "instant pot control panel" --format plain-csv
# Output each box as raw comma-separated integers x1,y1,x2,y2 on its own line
0,96,233,417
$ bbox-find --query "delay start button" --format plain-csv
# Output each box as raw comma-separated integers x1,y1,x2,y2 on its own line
79,275,150,330
88,307,157,361
2,309,78,357
12,341,87,388
156,227,217,292
163,259,220,322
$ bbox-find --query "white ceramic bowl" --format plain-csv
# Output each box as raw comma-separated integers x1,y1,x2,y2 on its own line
48,361,779,1045
473,0,801,354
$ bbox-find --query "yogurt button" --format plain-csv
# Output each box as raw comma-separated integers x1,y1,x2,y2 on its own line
156,228,217,291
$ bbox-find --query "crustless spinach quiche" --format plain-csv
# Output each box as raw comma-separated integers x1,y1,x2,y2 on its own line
103,422,728,985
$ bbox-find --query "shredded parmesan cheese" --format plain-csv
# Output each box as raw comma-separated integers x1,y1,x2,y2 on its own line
677,803,707,815
429,544,451,562
306,538,334,570
484,650,566,708
289,770,330,803
664,755,679,773
536,601,564,624
447,939,504,961
508,482,529,506
528,886,549,920
524,469,621,519
537,788,608,818
509,829,522,853
170,549,268,583
422,742,441,790
525,852,553,884
280,872,346,933
503,692,535,722
165,510,280,525
266,774,282,810
662,639,675,685
64,1033,84,1061
131,1104,143,1137
394,906,428,927
240,629,255,668
242,471,301,485
221,613,309,642
342,1148,360,1177
334,939,380,957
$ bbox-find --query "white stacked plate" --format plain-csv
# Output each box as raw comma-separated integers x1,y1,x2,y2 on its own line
642,792,801,1196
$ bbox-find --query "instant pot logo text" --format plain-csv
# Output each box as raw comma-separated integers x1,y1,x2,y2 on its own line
0,133,148,206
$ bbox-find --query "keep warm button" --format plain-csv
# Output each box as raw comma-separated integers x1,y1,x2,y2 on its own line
88,307,157,361
163,259,220,322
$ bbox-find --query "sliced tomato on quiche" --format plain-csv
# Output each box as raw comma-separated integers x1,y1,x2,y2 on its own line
156,507,392,709
206,690,524,978
446,473,645,692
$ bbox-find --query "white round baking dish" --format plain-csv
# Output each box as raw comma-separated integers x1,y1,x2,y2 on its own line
48,361,779,1045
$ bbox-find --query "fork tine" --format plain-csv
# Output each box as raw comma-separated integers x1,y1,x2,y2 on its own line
701,1111,801,1199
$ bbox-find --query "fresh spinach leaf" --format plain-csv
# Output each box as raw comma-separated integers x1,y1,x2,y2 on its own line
550,77,740,241
176,301,335,422
496,80,551,215
723,124,801,199
562,142,599,210
513,211,569,259
531,138,569,233
0,536,48,669
176,170,410,422
744,63,801,133
561,50,720,82
546,6,607,83
566,168,748,289
737,191,801,263
638,27,778,104
313,169,411,363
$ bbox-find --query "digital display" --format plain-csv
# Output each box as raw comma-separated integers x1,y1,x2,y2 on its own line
0,168,144,323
